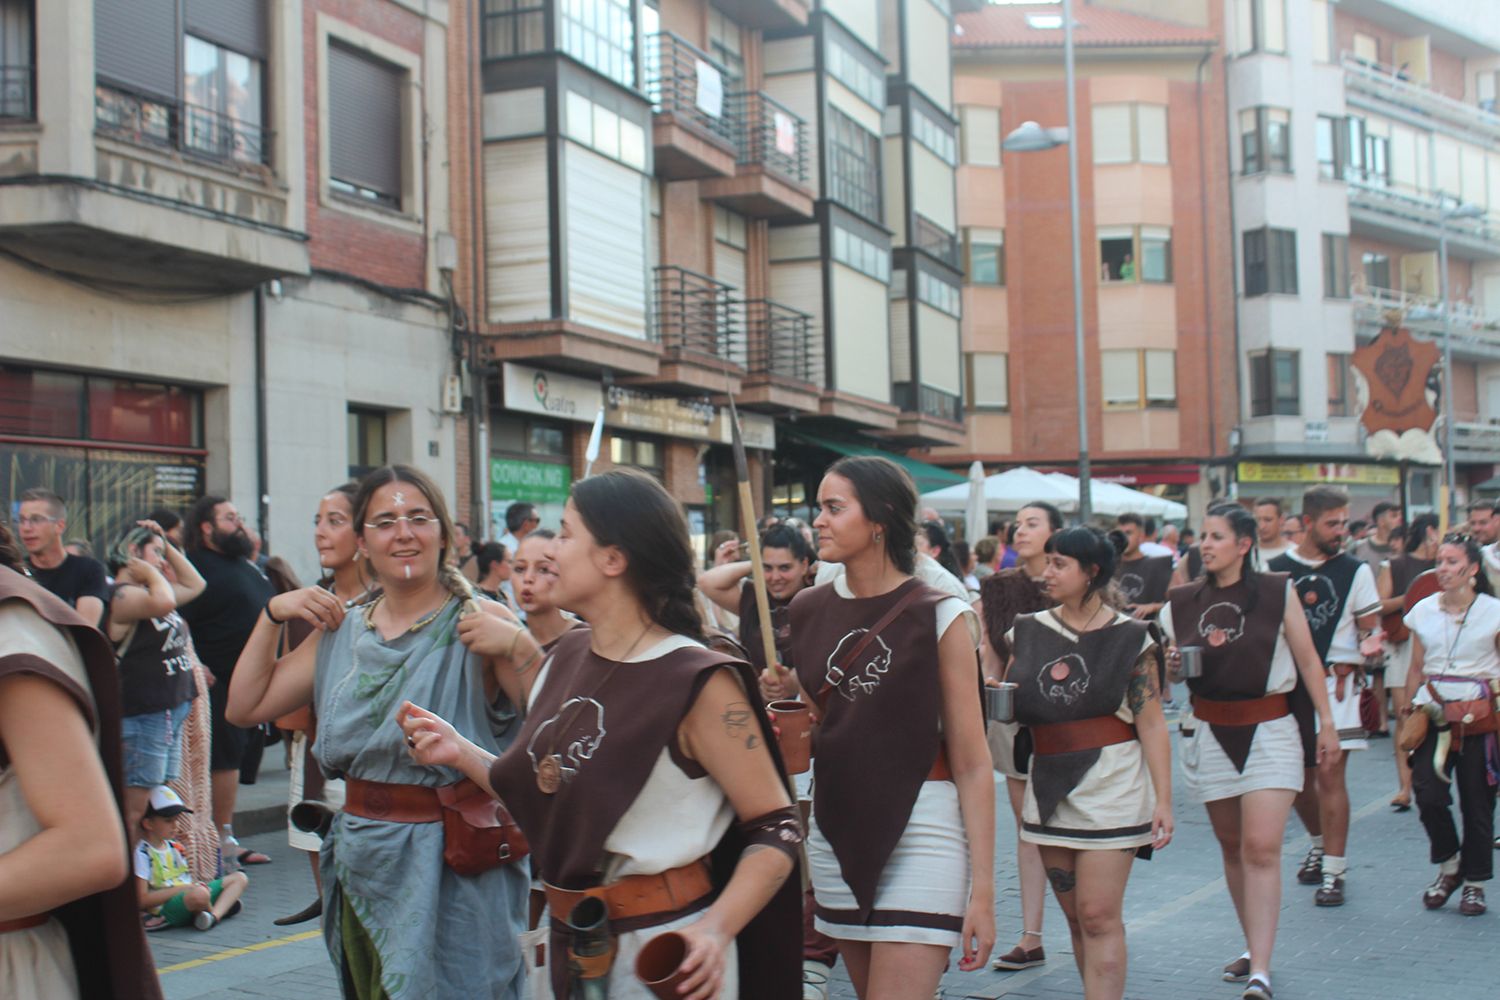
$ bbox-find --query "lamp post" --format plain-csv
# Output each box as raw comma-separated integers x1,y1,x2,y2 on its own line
1002,0,1092,522
1438,201,1484,528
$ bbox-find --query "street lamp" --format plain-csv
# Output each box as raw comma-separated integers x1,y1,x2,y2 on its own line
1438,201,1484,528
1002,0,1092,523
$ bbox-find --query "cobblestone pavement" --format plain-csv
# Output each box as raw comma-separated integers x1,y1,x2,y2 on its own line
156,726,1499,999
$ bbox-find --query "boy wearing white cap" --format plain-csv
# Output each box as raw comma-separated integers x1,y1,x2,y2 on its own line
136,786,248,930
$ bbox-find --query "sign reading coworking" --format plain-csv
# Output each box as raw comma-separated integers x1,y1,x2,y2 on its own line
489,457,571,504
1237,462,1401,486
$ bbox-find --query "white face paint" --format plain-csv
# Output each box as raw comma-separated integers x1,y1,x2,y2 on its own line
392,491,407,507
404,564,412,579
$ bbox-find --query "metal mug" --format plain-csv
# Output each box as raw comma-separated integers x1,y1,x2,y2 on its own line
1178,645,1204,679
985,682,1019,723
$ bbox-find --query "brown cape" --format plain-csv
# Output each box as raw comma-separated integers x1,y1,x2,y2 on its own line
0,566,163,1000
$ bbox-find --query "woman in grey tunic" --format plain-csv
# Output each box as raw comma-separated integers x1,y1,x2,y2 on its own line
227,466,535,999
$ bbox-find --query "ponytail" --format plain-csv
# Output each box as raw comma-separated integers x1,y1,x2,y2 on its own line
1203,502,1262,611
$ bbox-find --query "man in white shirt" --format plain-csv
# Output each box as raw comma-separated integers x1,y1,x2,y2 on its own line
1137,516,1176,559
1266,486,1382,908
1252,497,1291,569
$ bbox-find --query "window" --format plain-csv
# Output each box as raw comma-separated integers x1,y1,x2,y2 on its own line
328,42,404,209
959,105,1000,167
1239,107,1290,174
563,89,647,170
707,8,743,85
825,34,882,108
1315,114,1344,179
1310,0,1331,63
491,413,568,457
1362,251,1391,290
1,0,33,120
609,433,662,473
1092,103,1168,165
912,108,957,166
964,228,1004,286
481,0,547,60
917,270,960,317
827,107,881,222
1098,226,1172,283
347,407,387,478
561,0,635,88
183,35,264,163
1102,350,1176,409
967,353,1009,410
1351,32,1378,66
1243,227,1297,296
1250,350,1299,416
1322,234,1349,298
1327,353,1352,417
714,207,747,250
1233,0,1286,54
831,224,890,281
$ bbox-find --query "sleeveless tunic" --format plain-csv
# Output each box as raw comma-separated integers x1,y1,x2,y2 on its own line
1008,611,1158,850
0,567,162,1000
1163,575,1304,802
313,597,528,1000
790,577,976,946
979,569,1050,779
489,629,800,1000
737,582,795,674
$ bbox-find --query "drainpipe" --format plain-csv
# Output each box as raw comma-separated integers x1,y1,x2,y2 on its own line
1196,47,1217,471
1221,43,1245,489
254,283,270,548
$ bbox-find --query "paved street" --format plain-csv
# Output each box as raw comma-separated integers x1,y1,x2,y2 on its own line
157,716,1499,1000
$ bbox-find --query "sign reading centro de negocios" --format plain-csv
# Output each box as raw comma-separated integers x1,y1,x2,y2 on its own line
502,362,602,423
490,457,571,504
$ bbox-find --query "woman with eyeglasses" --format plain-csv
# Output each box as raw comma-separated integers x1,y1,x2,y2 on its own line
226,465,532,998
1399,533,1500,917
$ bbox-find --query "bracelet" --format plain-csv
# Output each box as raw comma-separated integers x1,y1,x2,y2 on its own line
504,625,524,662
264,599,286,625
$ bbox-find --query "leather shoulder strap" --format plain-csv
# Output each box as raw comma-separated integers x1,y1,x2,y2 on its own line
815,583,928,714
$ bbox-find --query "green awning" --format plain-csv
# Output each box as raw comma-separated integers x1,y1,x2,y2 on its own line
786,431,966,494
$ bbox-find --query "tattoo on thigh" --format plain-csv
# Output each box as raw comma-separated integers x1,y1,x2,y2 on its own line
1046,867,1076,893
721,702,760,749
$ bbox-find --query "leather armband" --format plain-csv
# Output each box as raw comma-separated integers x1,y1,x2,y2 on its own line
736,806,803,862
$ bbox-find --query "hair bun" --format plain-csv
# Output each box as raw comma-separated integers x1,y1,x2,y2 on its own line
1106,529,1129,557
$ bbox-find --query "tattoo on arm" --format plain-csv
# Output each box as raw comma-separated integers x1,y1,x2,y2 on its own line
1127,650,1161,715
1046,867,1076,893
721,702,760,750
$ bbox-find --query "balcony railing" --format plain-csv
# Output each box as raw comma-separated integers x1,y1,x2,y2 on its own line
1450,421,1500,461
1,65,33,120
652,265,742,363
644,33,737,148
893,382,962,423
913,215,960,271
728,90,807,184
1342,53,1500,146
95,84,272,167
739,299,820,384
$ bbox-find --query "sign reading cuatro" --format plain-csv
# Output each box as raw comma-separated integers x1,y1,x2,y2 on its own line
501,363,602,423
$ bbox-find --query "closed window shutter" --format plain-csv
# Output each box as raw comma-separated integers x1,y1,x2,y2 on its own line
328,42,403,201
1092,105,1132,164
1144,350,1176,403
1101,350,1140,406
970,352,1008,408
186,0,267,58
95,0,178,99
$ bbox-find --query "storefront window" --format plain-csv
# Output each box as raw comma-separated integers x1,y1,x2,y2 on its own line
89,378,200,447
0,367,85,438
610,433,662,472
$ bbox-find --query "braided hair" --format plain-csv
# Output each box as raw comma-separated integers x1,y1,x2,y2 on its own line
352,465,480,613
1201,501,1263,611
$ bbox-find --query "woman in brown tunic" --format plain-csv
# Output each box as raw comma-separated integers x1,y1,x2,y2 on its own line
976,500,1061,971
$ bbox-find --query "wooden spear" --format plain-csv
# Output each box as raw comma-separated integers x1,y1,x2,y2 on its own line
726,394,785,682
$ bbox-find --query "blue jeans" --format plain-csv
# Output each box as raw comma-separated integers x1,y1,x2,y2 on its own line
122,700,194,787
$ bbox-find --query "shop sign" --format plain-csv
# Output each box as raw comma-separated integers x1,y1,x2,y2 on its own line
489,457,572,504
605,385,717,440
1237,462,1400,486
502,363,602,424
713,410,776,451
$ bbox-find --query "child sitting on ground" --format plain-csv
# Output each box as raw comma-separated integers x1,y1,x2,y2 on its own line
136,786,249,931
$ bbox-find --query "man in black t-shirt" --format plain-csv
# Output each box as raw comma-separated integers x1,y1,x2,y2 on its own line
15,487,110,627
179,495,274,867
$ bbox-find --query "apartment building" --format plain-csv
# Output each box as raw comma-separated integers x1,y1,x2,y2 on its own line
937,1,1235,511
1226,0,1500,512
0,0,458,583
453,0,973,545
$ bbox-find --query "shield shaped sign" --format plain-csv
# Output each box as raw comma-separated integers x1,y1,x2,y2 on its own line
1350,326,1440,436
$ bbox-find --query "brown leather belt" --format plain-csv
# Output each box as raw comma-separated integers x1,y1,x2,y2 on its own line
1191,693,1290,728
927,746,952,782
544,859,713,924
344,776,443,823
0,914,49,934
1030,716,1137,756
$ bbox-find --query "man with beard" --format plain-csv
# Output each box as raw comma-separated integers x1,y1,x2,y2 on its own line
179,496,274,869
1267,486,1382,907
14,488,110,626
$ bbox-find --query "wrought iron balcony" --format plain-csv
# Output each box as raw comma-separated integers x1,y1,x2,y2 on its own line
95,84,272,168
739,299,820,384
652,265,742,363
644,33,737,148
913,215,960,271
1,65,32,120
893,381,962,423
728,90,807,184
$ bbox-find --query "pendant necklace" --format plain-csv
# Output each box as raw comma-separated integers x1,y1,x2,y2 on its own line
534,621,656,794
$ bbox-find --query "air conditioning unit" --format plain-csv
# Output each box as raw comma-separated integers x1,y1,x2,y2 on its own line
441,374,465,414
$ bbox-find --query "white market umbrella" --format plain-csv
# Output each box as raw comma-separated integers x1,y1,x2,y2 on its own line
1044,473,1187,521
964,461,987,542
922,466,1079,516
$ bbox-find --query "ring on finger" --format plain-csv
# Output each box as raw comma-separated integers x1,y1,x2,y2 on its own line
406,735,417,748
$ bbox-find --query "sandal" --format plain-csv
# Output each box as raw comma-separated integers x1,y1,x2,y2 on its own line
1222,953,1251,982
1242,975,1273,999
142,914,169,933
1390,794,1411,812
236,849,273,866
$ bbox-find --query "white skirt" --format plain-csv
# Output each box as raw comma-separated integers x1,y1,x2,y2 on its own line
808,780,969,947
1021,741,1155,851
1384,640,1414,690
1319,674,1368,751
987,720,1025,781
287,732,345,852
1181,714,1305,804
